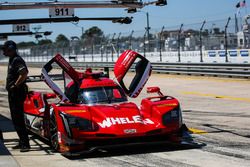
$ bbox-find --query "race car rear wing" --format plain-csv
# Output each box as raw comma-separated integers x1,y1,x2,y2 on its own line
26,74,63,82
26,67,110,83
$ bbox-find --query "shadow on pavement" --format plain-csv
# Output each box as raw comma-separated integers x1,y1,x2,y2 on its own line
67,142,205,160
0,114,55,155
0,141,11,156
0,114,205,159
0,114,15,133
0,114,14,156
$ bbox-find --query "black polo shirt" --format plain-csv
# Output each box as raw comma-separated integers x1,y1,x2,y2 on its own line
6,54,28,90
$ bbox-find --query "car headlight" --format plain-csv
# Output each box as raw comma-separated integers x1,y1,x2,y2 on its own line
162,106,182,126
59,112,98,138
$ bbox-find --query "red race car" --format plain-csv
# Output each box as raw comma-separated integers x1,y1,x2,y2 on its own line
24,50,190,156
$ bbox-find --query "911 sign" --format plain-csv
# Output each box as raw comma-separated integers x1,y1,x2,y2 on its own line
13,24,30,32
49,8,74,17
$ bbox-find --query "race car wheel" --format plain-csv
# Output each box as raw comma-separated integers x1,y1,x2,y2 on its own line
50,112,59,151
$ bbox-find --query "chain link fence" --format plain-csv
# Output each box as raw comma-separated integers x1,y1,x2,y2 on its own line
1,17,250,63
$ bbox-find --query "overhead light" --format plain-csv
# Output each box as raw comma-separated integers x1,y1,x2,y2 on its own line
44,31,52,36
156,0,167,6
35,34,43,39
112,17,133,24
126,8,137,13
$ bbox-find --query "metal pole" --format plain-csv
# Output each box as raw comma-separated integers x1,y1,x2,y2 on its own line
129,30,134,49
225,17,231,63
199,20,206,62
81,27,84,39
83,48,86,62
117,32,121,58
111,33,116,61
90,35,95,62
51,44,54,60
46,45,49,62
100,35,105,62
101,45,103,62
62,42,65,55
146,12,151,53
0,1,144,10
159,26,164,62
69,45,71,60
178,23,183,62
0,17,134,25
106,42,108,62
82,27,84,36
143,31,146,57
92,43,94,62
235,13,239,33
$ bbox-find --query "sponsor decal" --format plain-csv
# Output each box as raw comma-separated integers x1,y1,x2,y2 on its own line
124,129,137,134
208,51,216,57
157,103,178,107
66,110,86,113
55,55,71,71
240,50,249,57
121,50,135,68
229,50,237,57
218,50,226,57
98,115,154,128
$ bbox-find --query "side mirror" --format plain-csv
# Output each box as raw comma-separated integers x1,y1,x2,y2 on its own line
147,86,164,97
147,87,160,93
44,93,56,100
114,50,152,98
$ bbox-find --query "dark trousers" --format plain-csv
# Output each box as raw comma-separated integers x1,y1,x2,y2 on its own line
0,129,3,140
8,86,29,146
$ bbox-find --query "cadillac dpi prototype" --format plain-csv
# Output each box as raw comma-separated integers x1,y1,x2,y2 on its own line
24,50,189,156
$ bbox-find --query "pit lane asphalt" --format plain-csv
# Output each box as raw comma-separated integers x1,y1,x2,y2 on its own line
0,65,250,167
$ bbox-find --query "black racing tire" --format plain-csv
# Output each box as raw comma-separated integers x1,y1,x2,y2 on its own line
50,112,60,151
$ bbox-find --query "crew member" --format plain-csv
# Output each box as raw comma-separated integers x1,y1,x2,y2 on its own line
2,40,30,152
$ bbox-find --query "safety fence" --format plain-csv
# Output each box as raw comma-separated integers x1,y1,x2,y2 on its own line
0,49,248,64
1,16,250,63
1,60,249,79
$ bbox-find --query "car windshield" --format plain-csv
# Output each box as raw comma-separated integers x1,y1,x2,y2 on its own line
77,86,127,104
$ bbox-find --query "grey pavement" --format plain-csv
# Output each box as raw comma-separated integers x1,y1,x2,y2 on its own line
0,114,20,167
0,140,20,167
1,66,250,166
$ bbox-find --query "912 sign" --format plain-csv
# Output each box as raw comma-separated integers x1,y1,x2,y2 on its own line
12,24,30,32
49,8,74,17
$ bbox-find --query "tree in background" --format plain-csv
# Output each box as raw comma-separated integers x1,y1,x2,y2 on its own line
38,39,53,45
202,29,209,36
212,28,224,35
55,34,70,46
81,26,104,46
17,41,36,48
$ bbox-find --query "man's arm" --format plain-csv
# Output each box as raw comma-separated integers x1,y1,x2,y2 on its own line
14,68,28,87
11,57,29,88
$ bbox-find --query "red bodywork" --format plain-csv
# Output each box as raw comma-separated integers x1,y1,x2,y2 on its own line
24,50,184,155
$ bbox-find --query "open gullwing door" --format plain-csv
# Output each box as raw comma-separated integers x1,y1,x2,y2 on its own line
114,50,152,98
